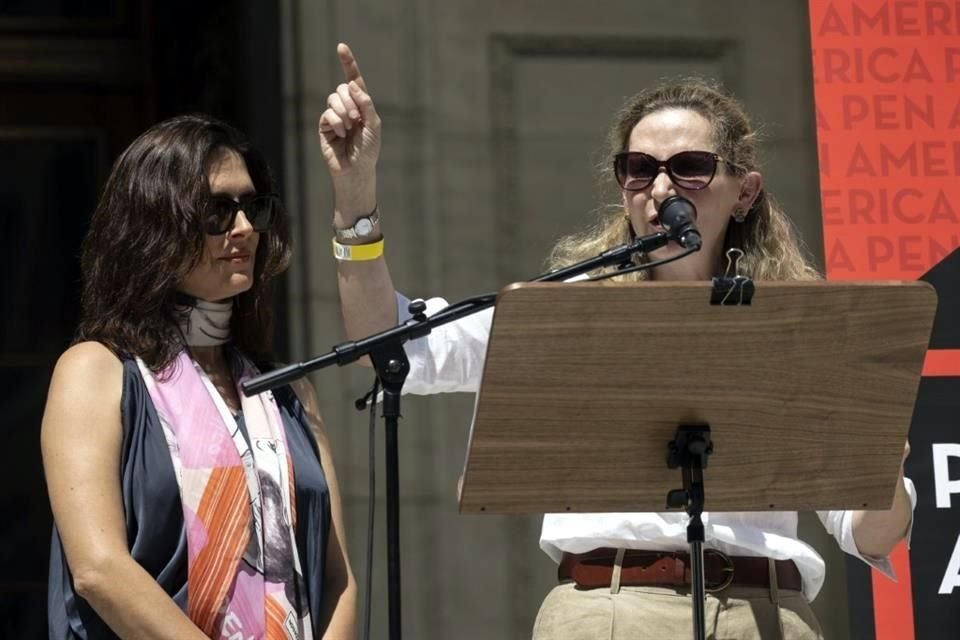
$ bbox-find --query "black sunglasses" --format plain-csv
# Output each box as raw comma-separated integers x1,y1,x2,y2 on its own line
614,150,741,192
202,193,281,235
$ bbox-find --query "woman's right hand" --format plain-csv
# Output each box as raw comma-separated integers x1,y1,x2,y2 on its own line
318,43,381,195
321,44,397,348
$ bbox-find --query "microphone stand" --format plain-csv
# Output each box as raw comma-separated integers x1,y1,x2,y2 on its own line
242,230,678,640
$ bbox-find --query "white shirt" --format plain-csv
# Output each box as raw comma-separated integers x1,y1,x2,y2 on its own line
396,293,916,601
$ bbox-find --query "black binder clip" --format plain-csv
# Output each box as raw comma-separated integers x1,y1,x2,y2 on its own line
710,248,754,305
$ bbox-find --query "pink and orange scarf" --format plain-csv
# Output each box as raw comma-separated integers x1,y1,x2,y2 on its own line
137,350,313,639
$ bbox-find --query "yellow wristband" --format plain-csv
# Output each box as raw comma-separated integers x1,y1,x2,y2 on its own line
332,237,384,261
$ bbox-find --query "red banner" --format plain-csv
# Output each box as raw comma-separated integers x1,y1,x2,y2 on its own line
810,0,960,281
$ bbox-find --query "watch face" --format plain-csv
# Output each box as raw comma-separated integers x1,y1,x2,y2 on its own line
355,218,373,236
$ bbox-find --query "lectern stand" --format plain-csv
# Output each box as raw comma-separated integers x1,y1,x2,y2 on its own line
458,280,936,639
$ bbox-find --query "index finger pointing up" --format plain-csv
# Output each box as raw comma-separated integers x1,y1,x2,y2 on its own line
337,43,367,92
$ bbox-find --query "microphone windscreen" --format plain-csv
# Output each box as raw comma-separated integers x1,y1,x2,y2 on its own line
658,196,697,229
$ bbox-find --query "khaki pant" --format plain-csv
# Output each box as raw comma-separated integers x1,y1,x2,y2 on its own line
531,582,823,640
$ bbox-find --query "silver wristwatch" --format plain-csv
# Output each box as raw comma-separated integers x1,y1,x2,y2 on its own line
334,207,380,241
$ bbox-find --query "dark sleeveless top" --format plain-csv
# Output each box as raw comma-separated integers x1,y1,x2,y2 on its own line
47,359,332,639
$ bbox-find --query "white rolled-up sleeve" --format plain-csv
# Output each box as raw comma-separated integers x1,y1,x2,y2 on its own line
817,476,917,579
395,292,492,395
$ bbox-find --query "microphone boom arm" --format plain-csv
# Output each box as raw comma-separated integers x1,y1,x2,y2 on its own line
241,230,671,396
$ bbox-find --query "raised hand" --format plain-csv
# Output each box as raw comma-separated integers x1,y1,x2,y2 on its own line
318,43,381,180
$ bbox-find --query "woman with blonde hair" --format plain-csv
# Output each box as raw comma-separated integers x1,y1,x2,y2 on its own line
546,80,819,284
319,43,913,639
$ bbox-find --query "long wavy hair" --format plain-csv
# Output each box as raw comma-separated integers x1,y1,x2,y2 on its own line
547,79,819,281
76,114,292,371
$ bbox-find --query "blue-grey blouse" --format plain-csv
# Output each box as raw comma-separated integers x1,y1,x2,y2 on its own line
48,359,332,639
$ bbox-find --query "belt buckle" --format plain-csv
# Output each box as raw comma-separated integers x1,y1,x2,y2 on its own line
704,549,735,593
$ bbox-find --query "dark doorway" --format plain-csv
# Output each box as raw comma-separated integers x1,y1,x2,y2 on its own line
0,2,285,637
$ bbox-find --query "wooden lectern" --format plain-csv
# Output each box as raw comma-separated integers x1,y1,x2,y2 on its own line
457,280,936,638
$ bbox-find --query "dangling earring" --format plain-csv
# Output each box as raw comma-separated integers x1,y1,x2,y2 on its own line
732,208,747,223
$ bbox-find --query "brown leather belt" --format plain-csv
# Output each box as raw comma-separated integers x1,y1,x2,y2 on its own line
559,548,802,592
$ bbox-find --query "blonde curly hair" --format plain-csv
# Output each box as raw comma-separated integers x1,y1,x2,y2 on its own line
546,79,819,281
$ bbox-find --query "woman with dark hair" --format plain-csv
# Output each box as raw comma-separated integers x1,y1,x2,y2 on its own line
317,44,914,639
42,114,356,639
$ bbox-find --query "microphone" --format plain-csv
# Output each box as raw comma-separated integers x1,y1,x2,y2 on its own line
658,196,702,250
